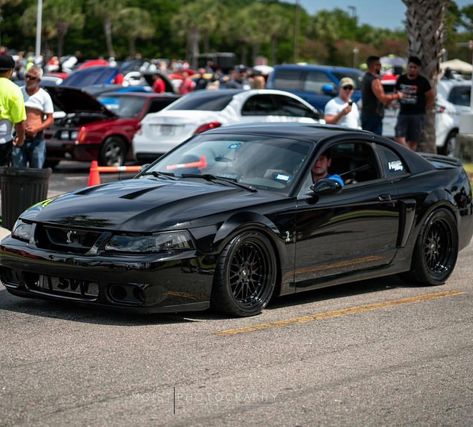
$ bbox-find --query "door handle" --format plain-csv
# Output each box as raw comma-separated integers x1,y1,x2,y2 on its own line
378,193,392,202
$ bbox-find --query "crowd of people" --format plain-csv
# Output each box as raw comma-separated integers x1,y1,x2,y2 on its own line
0,45,437,172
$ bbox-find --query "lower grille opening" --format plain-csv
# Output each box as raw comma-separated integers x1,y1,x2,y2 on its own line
108,284,144,305
0,267,19,287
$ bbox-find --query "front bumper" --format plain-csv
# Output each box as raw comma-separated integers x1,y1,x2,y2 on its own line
0,235,214,313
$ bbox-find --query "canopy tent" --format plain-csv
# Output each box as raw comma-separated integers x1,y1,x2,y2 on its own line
440,59,473,74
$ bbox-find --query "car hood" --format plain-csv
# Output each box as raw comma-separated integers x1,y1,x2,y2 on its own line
45,86,117,117
25,178,278,232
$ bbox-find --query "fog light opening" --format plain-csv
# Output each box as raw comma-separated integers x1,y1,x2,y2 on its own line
133,287,145,303
110,285,127,301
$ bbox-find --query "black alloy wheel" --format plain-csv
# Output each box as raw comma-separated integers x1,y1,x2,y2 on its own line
404,208,458,285
212,231,277,317
99,137,126,166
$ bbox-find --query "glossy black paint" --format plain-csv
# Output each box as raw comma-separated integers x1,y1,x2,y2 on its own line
1,123,472,314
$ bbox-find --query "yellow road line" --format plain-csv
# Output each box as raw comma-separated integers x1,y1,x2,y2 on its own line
216,290,464,336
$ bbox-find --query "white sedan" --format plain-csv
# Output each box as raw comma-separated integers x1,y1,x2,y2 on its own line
132,89,322,162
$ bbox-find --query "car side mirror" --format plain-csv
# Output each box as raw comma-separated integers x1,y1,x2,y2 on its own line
321,83,336,96
310,178,342,195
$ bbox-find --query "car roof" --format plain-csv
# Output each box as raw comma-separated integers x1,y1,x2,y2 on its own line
206,122,370,142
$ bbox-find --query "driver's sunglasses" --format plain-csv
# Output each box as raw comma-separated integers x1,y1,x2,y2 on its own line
25,75,39,81
342,86,354,91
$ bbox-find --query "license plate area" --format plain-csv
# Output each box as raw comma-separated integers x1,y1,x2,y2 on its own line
35,275,99,298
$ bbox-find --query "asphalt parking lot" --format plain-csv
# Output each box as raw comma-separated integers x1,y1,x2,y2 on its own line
1,234,473,425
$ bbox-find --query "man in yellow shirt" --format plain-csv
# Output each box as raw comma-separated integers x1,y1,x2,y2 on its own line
0,55,26,166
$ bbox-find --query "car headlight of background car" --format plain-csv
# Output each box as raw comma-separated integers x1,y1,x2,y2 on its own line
104,231,195,254
11,219,33,242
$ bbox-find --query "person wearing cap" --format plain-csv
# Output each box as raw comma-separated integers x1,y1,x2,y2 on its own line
12,65,53,168
394,56,435,151
361,55,402,135
324,77,360,129
0,54,26,166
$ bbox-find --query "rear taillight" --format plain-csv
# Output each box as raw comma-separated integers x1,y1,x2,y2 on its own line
135,123,142,134
194,121,222,134
436,104,446,113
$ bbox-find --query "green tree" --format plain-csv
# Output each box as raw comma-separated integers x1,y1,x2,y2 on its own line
113,7,154,57
172,0,228,67
20,0,84,57
87,0,124,58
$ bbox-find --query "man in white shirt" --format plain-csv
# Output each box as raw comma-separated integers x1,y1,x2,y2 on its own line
12,65,54,168
324,77,360,129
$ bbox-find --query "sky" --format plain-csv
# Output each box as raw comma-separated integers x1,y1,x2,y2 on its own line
298,0,472,30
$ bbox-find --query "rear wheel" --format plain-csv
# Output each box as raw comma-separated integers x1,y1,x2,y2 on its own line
211,231,277,317
403,208,458,285
99,137,126,166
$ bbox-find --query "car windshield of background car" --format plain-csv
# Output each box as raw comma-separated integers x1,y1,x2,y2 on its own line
98,95,146,117
166,92,236,111
148,134,313,193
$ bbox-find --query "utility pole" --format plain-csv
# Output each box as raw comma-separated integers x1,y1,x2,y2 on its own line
293,0,300,63
35,0,42,60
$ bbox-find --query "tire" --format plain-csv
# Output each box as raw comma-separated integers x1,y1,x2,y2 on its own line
211,231,277,317
403,208,458,286
43,160,60,169
99,137,126,166
440,130,458,157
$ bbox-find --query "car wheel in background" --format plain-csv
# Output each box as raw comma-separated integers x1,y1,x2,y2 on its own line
403,208,458,286
439,130,458,157
99,137,127,166
211,231,277,317
43,160,60,170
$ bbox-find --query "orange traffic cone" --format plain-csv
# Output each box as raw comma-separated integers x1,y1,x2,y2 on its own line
87,160,101,186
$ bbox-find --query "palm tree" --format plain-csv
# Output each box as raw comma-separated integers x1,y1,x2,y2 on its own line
403,0,449,153
113,8,154,57
172,0,228,67
87,0,124,58
20,0,84,58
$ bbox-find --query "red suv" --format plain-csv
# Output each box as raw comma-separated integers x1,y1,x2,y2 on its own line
44,88,179,167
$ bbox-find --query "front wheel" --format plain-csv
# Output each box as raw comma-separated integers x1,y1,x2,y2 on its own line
211,231,277,317
99,137,126,166
403,208,458,285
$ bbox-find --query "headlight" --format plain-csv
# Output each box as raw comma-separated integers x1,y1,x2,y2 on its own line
11,219,33,241
104,231,194,254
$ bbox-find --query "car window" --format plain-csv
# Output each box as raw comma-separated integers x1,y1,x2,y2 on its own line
272,70,305,90
148,98,177,113
150,134,313,193
300,141,380,194
376,144,409,178
304,71,333,94
166,92,236,111
448,86,471,107
272,95,318,118
241,95,278,115
98,95,146,117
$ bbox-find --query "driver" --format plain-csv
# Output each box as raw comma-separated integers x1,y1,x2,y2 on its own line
311,152,344,186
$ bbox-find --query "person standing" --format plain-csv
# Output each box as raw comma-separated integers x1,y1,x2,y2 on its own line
0,55,25,166
12,65,53,168
361,56,402,135
324,77,360,129
395,56,435,151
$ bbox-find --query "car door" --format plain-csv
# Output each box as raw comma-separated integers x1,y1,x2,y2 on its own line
239,94,280,122
293,140,401,289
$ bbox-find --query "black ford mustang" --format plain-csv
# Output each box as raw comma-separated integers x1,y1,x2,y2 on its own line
1,123,472,317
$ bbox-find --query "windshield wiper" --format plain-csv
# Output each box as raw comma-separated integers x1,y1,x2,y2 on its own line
140,171,177,180
181,173,257,192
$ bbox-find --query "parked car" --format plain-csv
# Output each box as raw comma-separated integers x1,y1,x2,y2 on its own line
2,123,472,316
382,77,472,155
132,89,322,163
44,88,179,167
266,64,363,111
60,66,122,88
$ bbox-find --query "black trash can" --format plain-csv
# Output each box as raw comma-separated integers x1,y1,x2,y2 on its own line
0,167,52,230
